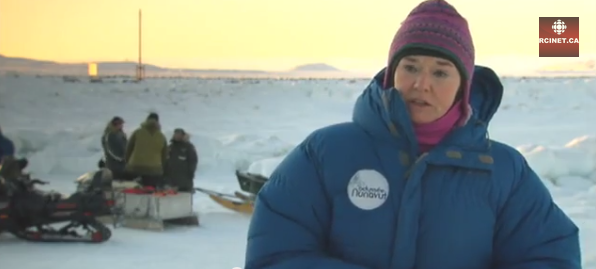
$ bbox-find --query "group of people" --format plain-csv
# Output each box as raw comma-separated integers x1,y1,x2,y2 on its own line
101,112,198,192
0,112,198,195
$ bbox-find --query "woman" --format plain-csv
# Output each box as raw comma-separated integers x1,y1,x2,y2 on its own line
244,1,581,269
101,116,127,179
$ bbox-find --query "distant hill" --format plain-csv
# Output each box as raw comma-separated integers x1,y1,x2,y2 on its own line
0,54,266,77
0,55,367,78
291,63,341,72
0,54,161,74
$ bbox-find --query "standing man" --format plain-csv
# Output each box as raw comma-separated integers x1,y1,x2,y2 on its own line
165,128,198,192
125,113,167,187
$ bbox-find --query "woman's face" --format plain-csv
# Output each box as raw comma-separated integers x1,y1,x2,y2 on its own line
393,55,461,124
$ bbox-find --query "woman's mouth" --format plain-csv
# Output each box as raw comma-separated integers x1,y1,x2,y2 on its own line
409,98,431,107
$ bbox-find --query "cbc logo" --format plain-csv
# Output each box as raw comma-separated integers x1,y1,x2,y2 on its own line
552,19,567,35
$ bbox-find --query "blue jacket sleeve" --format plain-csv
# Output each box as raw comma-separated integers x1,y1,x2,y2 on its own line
0,135,15,157
493,157,581,269
245,139,368,269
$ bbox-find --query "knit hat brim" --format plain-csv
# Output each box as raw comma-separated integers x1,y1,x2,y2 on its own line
385,43,468,89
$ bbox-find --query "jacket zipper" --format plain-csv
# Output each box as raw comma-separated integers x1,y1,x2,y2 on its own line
404,152,428,179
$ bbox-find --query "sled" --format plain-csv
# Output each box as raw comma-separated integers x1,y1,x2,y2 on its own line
118,188,199,231
194,187,254,215
236,170,268,195
75,172,199,231
193,170,268,215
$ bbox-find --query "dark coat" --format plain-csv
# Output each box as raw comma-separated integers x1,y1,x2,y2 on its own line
0,133,15,162
165,139,198,191
101,124,127,177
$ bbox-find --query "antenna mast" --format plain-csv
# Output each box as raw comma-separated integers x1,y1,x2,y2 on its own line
136,9,144,81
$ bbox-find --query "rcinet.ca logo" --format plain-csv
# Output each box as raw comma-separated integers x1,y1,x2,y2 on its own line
539,17,579,57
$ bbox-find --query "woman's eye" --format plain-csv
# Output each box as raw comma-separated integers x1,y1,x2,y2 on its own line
404,65,417,73
434,70,448,78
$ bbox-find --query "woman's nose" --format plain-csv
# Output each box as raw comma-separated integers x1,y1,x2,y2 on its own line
413,72,431,92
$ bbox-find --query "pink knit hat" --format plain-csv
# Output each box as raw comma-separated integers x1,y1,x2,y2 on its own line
383,0,475,123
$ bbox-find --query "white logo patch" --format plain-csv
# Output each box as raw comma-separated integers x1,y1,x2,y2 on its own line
347,169,389,210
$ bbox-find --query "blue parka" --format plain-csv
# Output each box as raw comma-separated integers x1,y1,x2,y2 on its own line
245,66,581,269
0,133,15,161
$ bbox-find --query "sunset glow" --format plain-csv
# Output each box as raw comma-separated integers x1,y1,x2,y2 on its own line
1,0,595,72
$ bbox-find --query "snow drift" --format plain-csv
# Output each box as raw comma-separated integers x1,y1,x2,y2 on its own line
247,135,596,188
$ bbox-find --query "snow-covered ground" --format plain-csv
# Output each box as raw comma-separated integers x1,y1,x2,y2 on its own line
0,75,595,268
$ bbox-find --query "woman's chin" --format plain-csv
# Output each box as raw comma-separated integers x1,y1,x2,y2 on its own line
409,113,438,125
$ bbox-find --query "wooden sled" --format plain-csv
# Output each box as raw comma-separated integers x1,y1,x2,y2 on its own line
193,170,269,215
76,172,199,231
236,170,267,195
117,188,199,231
195,187,254,215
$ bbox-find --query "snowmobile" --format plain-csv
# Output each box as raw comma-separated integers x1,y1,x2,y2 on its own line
0,166,117,243
195,170,268,215
76,166,199,231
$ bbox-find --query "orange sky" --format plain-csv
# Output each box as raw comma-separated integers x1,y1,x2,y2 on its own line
1,0,595,71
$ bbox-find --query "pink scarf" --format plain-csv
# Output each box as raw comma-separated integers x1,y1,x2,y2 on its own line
413,100,463,153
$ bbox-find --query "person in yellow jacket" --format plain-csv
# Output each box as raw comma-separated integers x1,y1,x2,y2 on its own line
124,113,167,187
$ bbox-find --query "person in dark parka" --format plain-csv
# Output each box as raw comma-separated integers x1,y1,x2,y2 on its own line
0,156,31,201
0,126,15,163
165,128,198,192
101,116,128,179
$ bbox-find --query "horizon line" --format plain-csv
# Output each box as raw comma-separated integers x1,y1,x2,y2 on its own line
1,52,596,74
0,53,356,73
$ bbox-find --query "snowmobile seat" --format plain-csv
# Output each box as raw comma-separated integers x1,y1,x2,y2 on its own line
76,168,113,193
